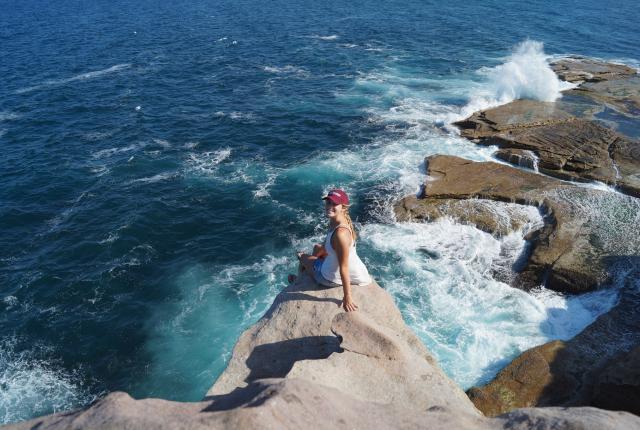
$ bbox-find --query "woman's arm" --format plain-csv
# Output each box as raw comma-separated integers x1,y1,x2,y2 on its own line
334,228,358,312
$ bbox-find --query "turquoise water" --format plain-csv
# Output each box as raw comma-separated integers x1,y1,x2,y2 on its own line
1,0,639,424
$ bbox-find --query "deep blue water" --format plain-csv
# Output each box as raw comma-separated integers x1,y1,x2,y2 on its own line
1,0,639,424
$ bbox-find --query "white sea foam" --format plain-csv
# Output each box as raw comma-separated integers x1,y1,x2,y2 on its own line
107,244,156,278
151,138,171,149
0,111,20,122
0,339,96,425
360,220,619,388
16,64,131,94
92,143,143,159
310,34,339,41
129,172,178,185
253,173,278,198
463,41,576,114
184,148,232,176
213,111,257,122
263,65,309,75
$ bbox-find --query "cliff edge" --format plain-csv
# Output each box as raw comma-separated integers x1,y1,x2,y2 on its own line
4,274,640,429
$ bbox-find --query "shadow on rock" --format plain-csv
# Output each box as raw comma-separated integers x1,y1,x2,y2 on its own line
245,336,343,382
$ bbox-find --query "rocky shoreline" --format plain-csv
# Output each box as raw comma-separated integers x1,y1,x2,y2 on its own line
3,58,639,429
396,57,640,419
5,275,640,429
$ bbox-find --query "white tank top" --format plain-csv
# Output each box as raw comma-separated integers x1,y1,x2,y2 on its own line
320,224,371,286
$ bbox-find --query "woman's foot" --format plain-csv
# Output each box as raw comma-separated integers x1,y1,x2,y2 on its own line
287,274,297,284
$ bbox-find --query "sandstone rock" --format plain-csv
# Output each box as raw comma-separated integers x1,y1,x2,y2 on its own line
453,100,640,196
494,148,539,171
551,57,640,116
495,406,640,430
454,58,640,196
208,274,475,413
7,378,640,430
550,57,637,84
466,262,640,417
395,195,539,237
394,155,640,293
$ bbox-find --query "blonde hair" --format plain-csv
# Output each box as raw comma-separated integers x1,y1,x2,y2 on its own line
342,205,357,241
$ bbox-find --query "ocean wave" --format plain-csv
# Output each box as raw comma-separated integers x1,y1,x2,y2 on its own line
262,65,310,77
15,63,131,94
0,338,97,425
184,148,232,176
107,244,156,278
310,34,339,40
213,111,257,122
142,255,291,400
0,111,20,122
253,172,278,198
129,172,178,185
468,40,576,109
92,143,144,159
82,131,114,142
361,219,619,388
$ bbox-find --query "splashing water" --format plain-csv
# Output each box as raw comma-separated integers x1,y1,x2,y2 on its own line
482,40,575,104
0,340,98,424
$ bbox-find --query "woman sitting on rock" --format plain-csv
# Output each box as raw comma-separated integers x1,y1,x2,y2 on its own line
289,189,371,312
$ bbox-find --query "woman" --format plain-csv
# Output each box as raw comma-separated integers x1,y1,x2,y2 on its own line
290,189,371,312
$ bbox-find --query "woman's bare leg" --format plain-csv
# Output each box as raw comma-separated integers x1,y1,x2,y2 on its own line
289,244,324,284
299,253,318,274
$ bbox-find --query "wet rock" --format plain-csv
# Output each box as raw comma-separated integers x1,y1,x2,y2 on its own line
395,155,640,293
454,101,640,196
494,148,539,170
550,57,637,84
551,57,640,116
454,58,640,197
395,195,539,237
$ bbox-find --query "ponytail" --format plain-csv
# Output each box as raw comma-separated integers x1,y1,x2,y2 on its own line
343,206,357,242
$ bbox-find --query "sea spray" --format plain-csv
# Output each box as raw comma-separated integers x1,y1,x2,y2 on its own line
455,40,578,121
0,339,97,424
361,219,620,388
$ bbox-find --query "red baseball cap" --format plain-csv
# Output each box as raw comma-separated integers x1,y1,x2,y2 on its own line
322,189,349,205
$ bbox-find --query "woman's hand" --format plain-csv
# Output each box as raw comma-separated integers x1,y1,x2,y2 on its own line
342,294,358,312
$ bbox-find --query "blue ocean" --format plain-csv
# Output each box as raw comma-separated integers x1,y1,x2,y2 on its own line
1,0,639,424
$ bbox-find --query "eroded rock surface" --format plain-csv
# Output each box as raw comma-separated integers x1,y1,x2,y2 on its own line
6,378,640,430
551,57,640,115
454,101,640,196
394,155,640,293
551,57,637,84
453,58,640,197
395,197,540,237
208,275,474,413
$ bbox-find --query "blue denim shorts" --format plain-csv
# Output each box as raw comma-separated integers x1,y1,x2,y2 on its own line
312,259,341,287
